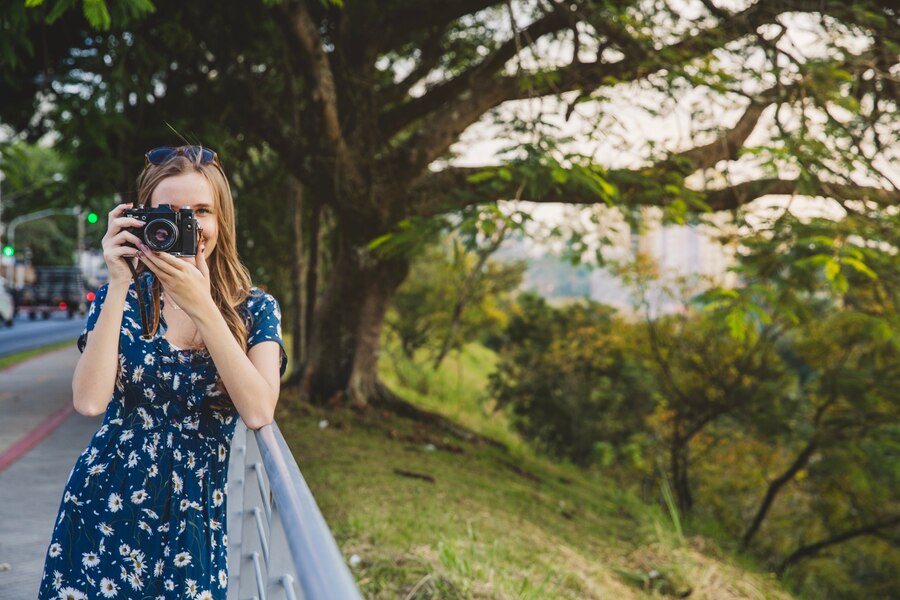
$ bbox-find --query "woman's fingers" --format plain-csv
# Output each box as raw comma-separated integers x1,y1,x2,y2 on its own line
112,216,146,231
108,229,144,249
138,246,180,278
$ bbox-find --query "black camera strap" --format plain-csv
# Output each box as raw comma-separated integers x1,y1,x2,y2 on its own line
123,257,154,339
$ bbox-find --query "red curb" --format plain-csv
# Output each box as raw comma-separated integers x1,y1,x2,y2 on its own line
0,403,76,474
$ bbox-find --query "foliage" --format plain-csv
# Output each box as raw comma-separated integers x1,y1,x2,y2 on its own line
488,292,657,467
387,238,524,361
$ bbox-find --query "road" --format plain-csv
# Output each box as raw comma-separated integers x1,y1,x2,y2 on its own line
0,346,102,598
0,312,84,359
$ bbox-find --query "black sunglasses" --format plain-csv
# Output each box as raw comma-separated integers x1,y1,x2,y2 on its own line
144,146,220,168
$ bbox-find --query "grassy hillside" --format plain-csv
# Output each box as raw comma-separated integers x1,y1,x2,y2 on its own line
274,342,793,599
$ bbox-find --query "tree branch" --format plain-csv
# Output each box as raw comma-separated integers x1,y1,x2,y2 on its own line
408,167,900,217
377,24,450,107
376,0,505,54
776,515,900,575
381,0,872,180
378,6,571,139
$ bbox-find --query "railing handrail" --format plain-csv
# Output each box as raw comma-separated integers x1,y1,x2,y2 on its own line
228,418,363,600
255,421,362,599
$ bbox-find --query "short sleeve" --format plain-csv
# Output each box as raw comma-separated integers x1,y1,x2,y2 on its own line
246,289,288,377
77,283,110,353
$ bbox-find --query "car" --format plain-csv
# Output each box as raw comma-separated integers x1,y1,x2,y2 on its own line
0,277,14,327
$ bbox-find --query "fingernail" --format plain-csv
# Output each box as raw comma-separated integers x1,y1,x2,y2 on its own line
138,243,149,253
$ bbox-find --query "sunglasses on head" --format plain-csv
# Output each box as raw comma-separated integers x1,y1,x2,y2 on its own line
144,146,220,168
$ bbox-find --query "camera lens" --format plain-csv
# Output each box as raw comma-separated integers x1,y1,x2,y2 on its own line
144,219,178,252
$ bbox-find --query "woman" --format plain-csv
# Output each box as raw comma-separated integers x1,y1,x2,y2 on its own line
37,146,287,599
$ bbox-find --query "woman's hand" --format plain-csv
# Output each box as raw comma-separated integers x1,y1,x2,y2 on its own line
102,203,146,287
137,241,211,318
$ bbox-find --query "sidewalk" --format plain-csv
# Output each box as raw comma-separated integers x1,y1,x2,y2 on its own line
0,409,102,598
0,345,81,456
0,344,102,598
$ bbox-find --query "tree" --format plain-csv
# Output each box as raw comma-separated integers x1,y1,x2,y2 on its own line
2,0,898,409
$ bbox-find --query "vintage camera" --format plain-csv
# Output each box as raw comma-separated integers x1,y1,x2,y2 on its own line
123,204,199,256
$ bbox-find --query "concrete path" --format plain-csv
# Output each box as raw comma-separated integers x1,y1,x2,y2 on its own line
0,345,81,456
0,345,102,599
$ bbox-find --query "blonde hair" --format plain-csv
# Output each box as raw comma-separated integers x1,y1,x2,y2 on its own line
134,150,253,359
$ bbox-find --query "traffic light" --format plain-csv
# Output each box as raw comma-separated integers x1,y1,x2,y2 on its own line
2,245,13,257
86,212,99,224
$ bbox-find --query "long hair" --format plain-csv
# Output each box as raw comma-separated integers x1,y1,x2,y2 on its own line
134,151,253,361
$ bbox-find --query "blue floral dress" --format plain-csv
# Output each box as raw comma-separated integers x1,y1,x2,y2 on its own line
38,271,286,600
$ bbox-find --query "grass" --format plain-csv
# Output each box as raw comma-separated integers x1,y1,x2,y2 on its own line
0,339,74,370
273,340,795,599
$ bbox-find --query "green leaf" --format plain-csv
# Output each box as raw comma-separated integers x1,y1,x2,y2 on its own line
83,0,111,29
466,170,495,184
840,257,877,280
824,259,841,281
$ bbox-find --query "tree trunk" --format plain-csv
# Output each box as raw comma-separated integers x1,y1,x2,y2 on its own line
288,176,305,379
299,238,410,406
670,432,693,514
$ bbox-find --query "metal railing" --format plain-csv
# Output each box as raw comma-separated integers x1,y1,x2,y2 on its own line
227,419,363,600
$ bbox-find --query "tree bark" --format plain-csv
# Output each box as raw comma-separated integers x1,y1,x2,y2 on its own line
288,176,305,380
299,237,410,406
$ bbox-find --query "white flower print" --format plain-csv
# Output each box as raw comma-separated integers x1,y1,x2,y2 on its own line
131,489,148,504
142,507,159,520
164,579,174,590
138,407,154,429
173,448,182,461
154,558,164,577
118,543,131,556
218,569,227,588
138,520,152,534
119,429,134,443
119,565,129,582
87,463,107,476
212,489,223,507
49,542,62,557
130,551,147,573
179,498,191,512
99,577,118,597
81,551,100,568
187,451,196,469
172,471,183,494
143,387,156,400
173,551,192,567
209,518,222,531
128,570,144,590
98,522,114,537
217,444,227,462
143,353,155,365
58,586,87,599
52,570,63,590
132,365,144,383
184,578,198,597
197,591,213,600
127,451,139,467
108,493,123,512
98,538,106,554
85,447,99,465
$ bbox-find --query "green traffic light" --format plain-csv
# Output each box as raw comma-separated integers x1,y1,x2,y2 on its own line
2,246,13,257
87,212,99,224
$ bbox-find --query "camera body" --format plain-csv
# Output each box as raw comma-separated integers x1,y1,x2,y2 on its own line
123,204,199,256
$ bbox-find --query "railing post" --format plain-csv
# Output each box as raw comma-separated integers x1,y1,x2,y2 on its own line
226,419,363,600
